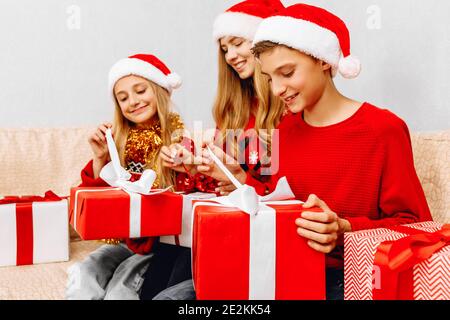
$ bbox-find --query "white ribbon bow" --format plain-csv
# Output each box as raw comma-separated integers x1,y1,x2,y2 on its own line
92,129,170,238
100,129,170,195
206,146,295,212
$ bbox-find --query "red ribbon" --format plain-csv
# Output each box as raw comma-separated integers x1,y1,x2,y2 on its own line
0,191,62,205
373,224,450,300
1,191,62,266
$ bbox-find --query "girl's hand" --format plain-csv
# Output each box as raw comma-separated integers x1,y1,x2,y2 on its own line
88,123,112,178
160,143,198,175
197,144,246,184
215,181,237,196
295,194,352,254
88,123,112,163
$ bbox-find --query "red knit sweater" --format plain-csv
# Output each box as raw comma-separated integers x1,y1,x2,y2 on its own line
246,103,432,268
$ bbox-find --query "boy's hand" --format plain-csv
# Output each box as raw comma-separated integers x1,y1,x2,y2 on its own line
295,194,351,254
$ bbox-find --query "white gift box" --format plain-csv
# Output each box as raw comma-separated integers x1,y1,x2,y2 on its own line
0,198,69,267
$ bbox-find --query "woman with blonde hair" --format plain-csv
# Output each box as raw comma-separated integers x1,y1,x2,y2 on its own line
154,0,286,301
66,53,202,300
161,0,286,196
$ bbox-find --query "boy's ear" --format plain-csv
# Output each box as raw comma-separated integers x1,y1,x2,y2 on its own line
321,61,332,72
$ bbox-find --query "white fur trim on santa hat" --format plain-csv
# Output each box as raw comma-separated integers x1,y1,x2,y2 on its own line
108,58,180,95
253,16,342,68
213,12,263,42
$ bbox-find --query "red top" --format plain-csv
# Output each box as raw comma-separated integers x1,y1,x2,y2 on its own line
246,103,432,268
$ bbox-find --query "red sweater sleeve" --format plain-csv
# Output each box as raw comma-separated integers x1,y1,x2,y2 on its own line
346,118,433,231
125,237,156,255
79,160,109,187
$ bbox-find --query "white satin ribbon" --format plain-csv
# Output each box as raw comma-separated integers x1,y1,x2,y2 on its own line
191,148,297,299
100,129,165,196
125,190,142,239
206,146,295,214
159,192,216,247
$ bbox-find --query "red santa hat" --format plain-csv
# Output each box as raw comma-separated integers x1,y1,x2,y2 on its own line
108,54,182,95
253,4,361,79
213,0,285,42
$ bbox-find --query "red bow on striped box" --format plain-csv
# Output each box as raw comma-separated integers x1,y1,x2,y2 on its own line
344,221,450,300
0,191,69,267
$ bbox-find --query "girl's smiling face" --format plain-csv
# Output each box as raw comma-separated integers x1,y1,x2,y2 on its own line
220,36,255,79
114,75,158,126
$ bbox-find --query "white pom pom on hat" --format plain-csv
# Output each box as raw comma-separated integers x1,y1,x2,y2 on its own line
167,72,182,90
253,3,362,79
108,54,182,95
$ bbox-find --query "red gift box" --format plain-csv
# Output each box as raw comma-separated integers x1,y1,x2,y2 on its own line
159,192,217,248
69,187,183,240
0,191,69,267
192,199,326,300
344,221,450,300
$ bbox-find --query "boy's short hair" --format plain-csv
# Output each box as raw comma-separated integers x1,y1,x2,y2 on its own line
252,41,319,62
252,41,330,75
251,41,280,59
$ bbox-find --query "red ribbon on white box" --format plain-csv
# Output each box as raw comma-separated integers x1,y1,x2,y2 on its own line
0,198,69,267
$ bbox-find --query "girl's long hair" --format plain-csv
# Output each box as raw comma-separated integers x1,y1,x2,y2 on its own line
112,80,180,189
212,47,285,159
213,46,254,145
253,62,285,156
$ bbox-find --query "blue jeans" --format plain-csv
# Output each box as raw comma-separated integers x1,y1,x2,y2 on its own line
153,269,344,300
66,244,153,300
153,279,196,300
139,242,192,300
326,269,344,300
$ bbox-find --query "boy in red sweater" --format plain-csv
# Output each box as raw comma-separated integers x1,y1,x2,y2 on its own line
199,3,432,299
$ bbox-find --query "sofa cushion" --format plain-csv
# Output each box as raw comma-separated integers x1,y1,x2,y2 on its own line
411,130,450,224
0,127,93,197
0,241,103,300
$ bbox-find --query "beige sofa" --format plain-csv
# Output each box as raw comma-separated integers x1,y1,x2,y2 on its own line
0,127,449,300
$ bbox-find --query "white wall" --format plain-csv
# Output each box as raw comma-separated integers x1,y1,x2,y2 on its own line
0,0,449,132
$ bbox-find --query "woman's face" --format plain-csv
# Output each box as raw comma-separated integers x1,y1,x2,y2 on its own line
220,36,256,79
114,75,158,126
